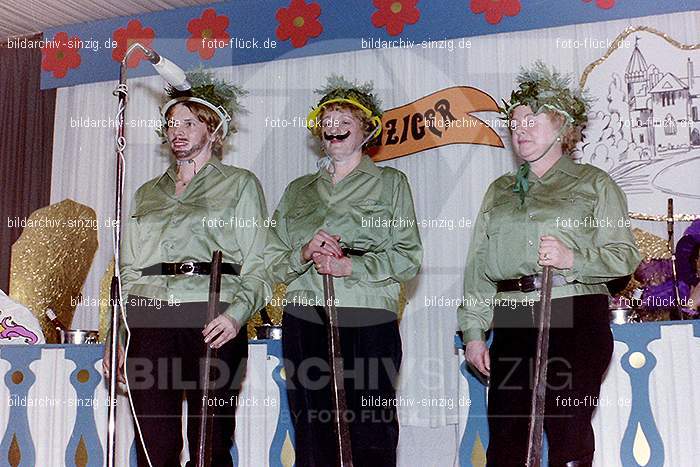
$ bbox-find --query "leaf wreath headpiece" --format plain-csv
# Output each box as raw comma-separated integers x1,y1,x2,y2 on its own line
498,61,593,127
307,74,383,146
160,67,247,139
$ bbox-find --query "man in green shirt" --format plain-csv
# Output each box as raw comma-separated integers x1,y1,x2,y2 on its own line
266,76,422,466
104,70,271,467
458,62,640,466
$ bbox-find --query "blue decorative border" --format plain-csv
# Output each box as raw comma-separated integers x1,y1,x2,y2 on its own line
456,321,699,466
0,346,41,467
37,0,698,89
64,346,104,467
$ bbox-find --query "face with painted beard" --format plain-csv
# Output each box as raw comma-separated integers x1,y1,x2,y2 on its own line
165,104,213,161
320,107,367,160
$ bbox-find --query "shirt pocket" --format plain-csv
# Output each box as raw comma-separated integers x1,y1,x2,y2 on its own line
285,201,323,247
483,198,518,277
348,199,392,249
551,193,597,233
483,198,514,235
185,199,228,236
131,206,168,243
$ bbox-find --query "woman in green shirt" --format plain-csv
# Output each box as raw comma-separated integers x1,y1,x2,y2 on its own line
266,76,423,466
458,63,641,466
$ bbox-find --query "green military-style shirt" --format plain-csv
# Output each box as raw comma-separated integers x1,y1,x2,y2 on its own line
458,155,641,342
120,157,272,324
266,155,423,313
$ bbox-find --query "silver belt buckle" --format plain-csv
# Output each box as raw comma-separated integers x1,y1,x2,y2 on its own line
179,261,195,275
533,274,543,290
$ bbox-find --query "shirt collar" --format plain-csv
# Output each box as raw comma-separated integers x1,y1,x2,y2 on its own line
303,154,380,187
356,154,381,178
528,155,581,182
153,156,227,187
552,155,581,179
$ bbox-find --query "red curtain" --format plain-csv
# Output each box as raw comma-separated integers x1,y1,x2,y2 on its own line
0,34,56,292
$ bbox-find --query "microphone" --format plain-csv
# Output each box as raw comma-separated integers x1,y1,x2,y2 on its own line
141,46,191,91
152,57,190,91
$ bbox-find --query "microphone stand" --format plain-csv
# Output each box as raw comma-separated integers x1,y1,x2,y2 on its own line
106,42,187,467
105,47,129,467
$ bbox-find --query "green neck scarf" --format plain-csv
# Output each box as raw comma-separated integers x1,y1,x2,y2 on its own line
513,162,531,205
511,121,570,205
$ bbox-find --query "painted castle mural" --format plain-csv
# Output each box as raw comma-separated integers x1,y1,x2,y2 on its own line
576,30,700,213
626,37,700,153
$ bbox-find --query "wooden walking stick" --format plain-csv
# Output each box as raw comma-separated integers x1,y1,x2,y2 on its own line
526,265,554,467
196,250,223,467
323,272,354,467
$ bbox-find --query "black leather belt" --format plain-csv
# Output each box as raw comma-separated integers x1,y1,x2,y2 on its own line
497,273,572,293
141,262,241,276
342,248,367,257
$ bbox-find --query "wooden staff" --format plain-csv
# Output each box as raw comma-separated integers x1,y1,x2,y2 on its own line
526,265,553,467
323,273,354,467
196,250,223,467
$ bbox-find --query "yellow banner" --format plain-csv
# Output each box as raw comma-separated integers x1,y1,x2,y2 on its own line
369,86,504,162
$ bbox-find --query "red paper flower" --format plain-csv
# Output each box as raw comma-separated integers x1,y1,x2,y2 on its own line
112,19,155,68
187,8,230,60
371,0,421,36
470,0,521,25
275,0,323,48
41,31,81,78
583,0,615,9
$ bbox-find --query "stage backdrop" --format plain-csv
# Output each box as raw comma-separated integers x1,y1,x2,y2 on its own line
45,4,699,465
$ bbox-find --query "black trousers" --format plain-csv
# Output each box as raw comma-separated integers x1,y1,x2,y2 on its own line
486,294,613,467
282,305,402,467
125,296,248,467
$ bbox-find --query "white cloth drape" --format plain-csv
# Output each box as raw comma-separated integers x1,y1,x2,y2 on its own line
50,10,699,464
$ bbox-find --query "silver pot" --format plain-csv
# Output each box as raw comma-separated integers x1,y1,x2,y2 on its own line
609,307,634,325
255,325,282,340
59,329,99,344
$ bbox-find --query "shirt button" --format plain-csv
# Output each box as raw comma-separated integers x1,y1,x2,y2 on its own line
528,240,534,246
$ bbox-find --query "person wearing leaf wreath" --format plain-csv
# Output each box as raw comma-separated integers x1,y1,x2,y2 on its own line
457,62,641,467
266,75,423,466
102,69,271,467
